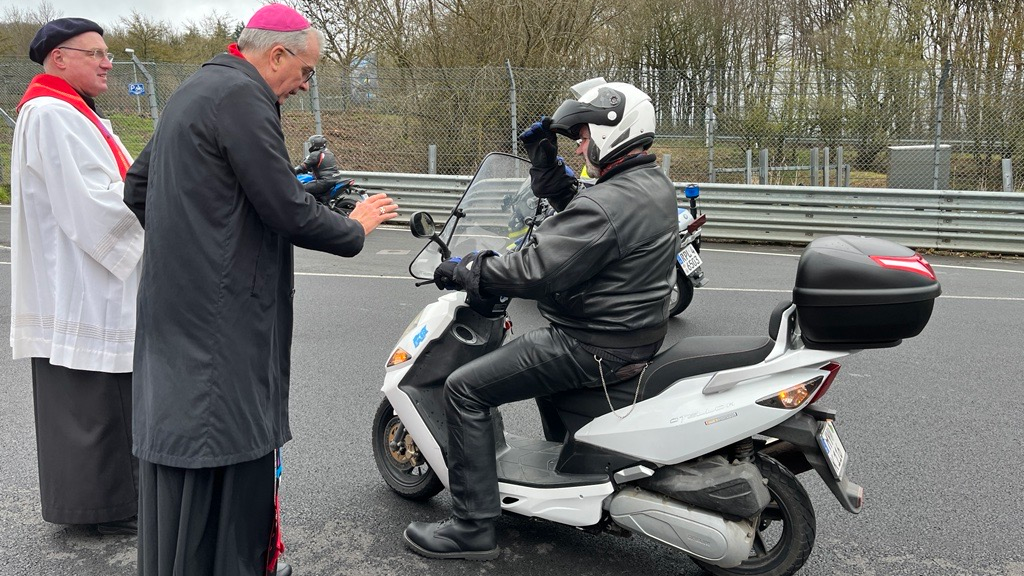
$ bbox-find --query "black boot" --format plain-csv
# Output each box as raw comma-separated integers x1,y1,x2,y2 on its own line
403,517,498,560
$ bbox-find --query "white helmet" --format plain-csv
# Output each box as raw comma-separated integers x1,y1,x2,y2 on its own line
550,78,656,167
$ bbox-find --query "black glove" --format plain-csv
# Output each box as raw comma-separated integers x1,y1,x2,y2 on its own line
451,251,504,316
520,117,577,200
433,257,462,290
519,117,558,169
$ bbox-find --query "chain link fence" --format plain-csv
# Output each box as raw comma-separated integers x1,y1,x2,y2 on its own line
2,57,1022,192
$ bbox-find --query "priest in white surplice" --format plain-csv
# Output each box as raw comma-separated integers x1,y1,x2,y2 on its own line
9,17,143,535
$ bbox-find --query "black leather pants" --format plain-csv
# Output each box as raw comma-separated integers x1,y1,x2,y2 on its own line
444,325,627,520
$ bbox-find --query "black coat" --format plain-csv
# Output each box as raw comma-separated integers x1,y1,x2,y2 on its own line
480,155,678,348
125,53,365,468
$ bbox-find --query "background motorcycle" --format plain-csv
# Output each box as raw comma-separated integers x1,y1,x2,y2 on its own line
296,173,368,216
670,183,708,316
372,153,940,576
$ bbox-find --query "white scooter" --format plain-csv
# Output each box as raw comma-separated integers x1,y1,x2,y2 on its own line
373,153,940,576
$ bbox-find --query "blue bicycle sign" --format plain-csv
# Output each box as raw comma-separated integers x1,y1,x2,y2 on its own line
128,83,145,96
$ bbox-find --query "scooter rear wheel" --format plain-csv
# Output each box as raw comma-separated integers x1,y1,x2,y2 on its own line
372,397,444,501
668,266,694,317
693,454,816,576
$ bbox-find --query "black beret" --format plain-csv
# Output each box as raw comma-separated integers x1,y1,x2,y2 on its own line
29,18,104,65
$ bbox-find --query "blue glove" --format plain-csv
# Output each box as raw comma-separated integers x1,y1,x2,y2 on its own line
519,117,558,170
433,256,462,290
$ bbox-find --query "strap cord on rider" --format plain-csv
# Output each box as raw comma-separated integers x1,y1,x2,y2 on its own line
595,355,648,419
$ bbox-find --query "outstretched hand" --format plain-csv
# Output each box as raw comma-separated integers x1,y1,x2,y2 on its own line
348,193,398,235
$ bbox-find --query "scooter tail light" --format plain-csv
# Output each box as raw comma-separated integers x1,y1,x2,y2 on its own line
809,361,841,404
756,376,824,409
869,254,936,280
386,347,412,367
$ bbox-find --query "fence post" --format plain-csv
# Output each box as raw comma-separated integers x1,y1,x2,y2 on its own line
933,60,952,190
1003,158,1014,192
706,68,716,183
836,146,843,187
810,147,819,186
759,149,768,184
745,149,753,184
506,60,517,156
823,147,830,187
428,145,437,174
310,74,323,135
662,153,671,177
125,49,159,128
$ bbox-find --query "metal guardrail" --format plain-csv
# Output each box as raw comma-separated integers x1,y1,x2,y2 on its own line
340,170,1024,255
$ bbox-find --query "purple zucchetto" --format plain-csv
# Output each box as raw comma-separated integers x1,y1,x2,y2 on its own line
245,4,310,32
29,17,104,65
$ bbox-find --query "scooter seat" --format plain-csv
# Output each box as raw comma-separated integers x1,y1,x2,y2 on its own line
551,335,776,422
553,300,794,421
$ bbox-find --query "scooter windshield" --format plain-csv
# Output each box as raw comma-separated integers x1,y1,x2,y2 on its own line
409,153,534,279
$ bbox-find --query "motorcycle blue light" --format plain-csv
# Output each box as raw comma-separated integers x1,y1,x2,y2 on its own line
684,184,700,198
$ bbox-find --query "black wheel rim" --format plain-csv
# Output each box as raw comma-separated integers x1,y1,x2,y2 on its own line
743,488,793,568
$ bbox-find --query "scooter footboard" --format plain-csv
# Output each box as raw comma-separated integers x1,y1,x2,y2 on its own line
761,409,864,514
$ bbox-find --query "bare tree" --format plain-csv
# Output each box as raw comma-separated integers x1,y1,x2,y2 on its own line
111,10,173,60
0,1,63,55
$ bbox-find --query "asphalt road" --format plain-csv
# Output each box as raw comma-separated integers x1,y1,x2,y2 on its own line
1,210,1023,576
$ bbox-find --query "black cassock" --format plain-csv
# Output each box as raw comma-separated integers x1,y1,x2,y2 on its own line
31,359,137,524
137,451,277,576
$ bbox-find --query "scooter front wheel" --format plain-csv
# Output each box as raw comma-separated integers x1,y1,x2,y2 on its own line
372,397,444,501
693,454,816,576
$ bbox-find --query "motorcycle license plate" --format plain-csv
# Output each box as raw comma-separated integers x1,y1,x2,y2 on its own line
817,420,848,480
679,244,703,275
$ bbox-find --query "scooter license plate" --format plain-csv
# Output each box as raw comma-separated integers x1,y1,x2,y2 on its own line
679,244,703,275
817,420,847,480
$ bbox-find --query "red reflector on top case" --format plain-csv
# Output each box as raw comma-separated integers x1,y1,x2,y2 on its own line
869,255,936,280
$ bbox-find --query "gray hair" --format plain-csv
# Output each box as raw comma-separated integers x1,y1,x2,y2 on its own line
237,27,324,57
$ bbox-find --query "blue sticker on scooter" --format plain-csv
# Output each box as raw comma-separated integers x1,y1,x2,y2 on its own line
412,326,428,348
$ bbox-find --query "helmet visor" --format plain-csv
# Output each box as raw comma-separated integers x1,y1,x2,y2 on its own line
549,86,627,139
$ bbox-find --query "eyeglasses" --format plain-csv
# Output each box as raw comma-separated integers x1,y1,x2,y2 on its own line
284,48,316,83
58,46,114,63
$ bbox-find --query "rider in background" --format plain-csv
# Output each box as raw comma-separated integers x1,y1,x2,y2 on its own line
293,134,342,203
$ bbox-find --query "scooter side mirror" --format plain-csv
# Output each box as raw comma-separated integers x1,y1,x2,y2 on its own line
410,211,436,238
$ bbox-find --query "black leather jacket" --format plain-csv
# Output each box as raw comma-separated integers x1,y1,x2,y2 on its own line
294,148,341,181
479,154,678,348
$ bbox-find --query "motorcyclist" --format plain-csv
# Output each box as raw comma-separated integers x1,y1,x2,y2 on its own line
403,79,680,560
293,134,342,203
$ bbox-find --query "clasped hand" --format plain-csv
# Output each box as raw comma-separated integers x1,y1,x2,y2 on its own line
433,257,462,290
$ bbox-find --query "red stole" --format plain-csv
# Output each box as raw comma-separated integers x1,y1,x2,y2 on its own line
16,74,131,180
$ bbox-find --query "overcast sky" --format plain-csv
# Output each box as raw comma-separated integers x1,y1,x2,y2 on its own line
16,0,268,30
